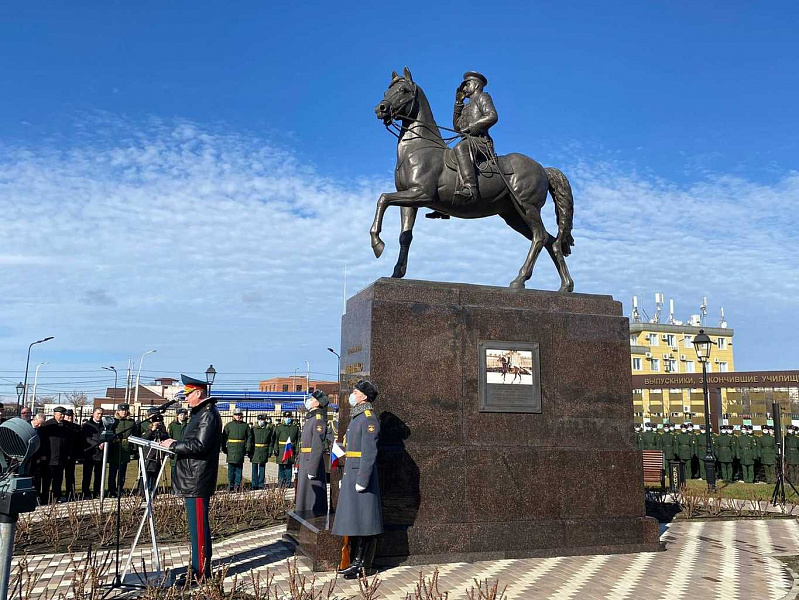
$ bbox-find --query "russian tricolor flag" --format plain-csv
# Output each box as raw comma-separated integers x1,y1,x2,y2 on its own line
331,440,345,469
282,436,294,462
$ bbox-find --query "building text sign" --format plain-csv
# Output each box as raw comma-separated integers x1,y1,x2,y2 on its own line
632,370,799,390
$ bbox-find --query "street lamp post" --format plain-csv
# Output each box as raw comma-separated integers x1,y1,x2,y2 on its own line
31,362,47,411
21,337,54,414
305,360,310,394
327,348,341,405
15,383,24,408
133,350,157,409
693,329,717,491
205,364,216,397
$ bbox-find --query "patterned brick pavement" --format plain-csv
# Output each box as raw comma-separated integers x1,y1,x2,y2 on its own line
13,518,799,599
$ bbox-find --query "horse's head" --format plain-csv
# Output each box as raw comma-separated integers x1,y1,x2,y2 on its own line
375,66,418,125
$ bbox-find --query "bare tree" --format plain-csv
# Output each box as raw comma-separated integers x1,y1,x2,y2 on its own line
65,391,90,408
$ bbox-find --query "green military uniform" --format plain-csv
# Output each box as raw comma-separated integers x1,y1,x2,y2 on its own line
634,426,644,451
641,423,662,451
247,416,274,490
736,428,758,483
715,426,737,482
693,428,714,480
108,407,137,496
222,415,250,491
660,425,676,463
785,427,799,483
758,429,777,484
675,426,695,480
273,412,300,487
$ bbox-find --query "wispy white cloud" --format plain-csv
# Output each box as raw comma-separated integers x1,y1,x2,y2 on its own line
0,115,796,397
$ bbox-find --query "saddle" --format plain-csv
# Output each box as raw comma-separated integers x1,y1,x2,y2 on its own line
443,147,513,177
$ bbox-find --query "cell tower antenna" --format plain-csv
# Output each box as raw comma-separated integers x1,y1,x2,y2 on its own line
668,299,675,325
719,306,727,328
650,293,663,324
700,296,708,325
631,296,641,323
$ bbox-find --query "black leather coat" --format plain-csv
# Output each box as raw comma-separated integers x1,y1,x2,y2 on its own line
171,399,221,498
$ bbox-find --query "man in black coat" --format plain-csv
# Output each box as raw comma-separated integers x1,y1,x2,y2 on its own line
81,408,106,499
63,409,81,500
161,374,221,581
39,406,73,502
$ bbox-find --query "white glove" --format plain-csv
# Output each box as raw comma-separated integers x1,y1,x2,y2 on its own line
355,483,366,492
308,474,315,480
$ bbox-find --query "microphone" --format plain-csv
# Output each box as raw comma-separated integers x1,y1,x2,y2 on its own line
154,398,178,413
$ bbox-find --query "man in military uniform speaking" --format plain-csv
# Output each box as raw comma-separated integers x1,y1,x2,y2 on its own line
332,380,383,580
296,390,329,517
452,71,498,204
160,374,222,581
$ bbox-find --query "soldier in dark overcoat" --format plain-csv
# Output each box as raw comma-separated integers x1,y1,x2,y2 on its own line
333,380,383,579
758,425,777,484
786,425,799,484
715,425,737,482
641,422,662,451
295,390,329,517
675,423,695,481
737,425,758,483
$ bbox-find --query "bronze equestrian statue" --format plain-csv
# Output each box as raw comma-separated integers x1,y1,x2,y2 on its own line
372,67,575,291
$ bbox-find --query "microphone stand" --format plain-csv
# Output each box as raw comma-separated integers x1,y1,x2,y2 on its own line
101,409,170,596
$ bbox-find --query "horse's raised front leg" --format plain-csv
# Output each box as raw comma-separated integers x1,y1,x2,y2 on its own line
392,207,418,278
370,188,428,259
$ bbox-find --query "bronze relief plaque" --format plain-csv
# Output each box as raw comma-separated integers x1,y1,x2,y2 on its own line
478,340,542,413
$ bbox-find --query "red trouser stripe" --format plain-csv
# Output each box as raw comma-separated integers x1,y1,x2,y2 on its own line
196,497,206,575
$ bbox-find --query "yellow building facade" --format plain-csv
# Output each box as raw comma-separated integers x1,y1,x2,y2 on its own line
629,323,735,424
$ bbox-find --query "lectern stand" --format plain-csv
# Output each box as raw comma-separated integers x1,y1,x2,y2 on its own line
121,435,174,583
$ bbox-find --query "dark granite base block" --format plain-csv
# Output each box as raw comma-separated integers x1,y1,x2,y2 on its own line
284,512,341,571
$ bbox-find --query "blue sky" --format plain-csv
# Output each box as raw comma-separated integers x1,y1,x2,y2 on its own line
1,2,798,398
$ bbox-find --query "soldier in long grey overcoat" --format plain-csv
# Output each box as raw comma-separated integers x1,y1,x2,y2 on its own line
295,390,329,517
333,379,383,579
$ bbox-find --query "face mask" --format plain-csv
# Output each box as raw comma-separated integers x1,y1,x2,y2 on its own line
284,418,291,425
258,420,265,427
304,398,313,411
348,393,358,407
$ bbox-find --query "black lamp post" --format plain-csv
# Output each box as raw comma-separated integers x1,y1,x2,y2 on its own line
205,364,216,397
693,329,717,491
21,337,54,414
15,383,24,407
102,366,118,411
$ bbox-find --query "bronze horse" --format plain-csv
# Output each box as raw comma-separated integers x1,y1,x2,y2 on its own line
372,67,575,291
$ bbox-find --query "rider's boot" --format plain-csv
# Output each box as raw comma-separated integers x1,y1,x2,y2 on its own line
454,156,480,206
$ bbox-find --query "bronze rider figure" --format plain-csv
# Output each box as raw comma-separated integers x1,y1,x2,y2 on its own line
453,71,498,204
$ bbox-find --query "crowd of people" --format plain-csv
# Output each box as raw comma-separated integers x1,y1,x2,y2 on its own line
635,421,799,484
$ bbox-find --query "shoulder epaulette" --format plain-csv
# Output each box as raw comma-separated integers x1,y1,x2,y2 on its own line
316,413,322,420
365,409,372,417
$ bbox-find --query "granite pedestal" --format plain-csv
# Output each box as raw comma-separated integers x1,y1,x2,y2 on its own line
286,278,661,569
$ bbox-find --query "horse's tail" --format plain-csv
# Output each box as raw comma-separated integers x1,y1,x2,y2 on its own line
544,167,575,257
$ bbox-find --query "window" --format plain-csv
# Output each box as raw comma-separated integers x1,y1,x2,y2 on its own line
632,358,642,371
282,384,289,392
647,333,658,346
665,359,678,372
295,385,303,392
684,335,693,348
671,412,682,418
630,334,638,345
718,362,729,372
309,386,315,392
665,334,676,347
717,338,727,350
684,361,695,373
651,359,660,372
705,363,713,373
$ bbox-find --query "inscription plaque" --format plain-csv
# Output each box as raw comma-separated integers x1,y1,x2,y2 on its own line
478,340,541,413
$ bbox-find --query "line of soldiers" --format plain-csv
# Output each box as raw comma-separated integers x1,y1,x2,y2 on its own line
636,422,799,484
222,409,317,491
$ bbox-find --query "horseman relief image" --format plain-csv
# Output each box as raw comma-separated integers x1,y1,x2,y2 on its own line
478,341,541,413
373,67,575,291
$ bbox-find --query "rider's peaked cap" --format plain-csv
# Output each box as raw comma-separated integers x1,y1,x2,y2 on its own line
462,71,488,87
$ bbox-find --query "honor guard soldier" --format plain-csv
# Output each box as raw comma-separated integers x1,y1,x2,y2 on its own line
274,411,300,488
108,403,137,497
785,425,799,483
222,408,249,492
641,422,662,451
716,425,737,482
634,423,644,451
694,424,713,480
161,374,222,582
675,423,695,481
247,414,274,490
169,408,189,485
737,425,758,483
296,390,330,517
758,425,777,484
660,423,676,465
333,380,383,580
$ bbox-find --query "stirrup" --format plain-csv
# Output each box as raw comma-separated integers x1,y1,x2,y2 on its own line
425,211,450,219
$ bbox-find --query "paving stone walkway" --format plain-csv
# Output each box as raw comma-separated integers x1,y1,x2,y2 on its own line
13,517,799,599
